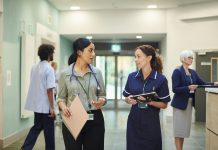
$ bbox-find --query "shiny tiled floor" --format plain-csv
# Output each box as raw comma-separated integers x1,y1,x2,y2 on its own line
3,109,205,150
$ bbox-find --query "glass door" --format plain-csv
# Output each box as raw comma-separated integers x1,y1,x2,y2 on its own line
95,56,136,110
96,56,115,109
117,56,136,109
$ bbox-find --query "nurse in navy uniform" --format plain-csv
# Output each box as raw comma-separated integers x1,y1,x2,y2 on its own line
123,45,171,150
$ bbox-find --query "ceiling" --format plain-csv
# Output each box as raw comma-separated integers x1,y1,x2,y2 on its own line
48,0,214,42
48,0,214,11
63,33,166,43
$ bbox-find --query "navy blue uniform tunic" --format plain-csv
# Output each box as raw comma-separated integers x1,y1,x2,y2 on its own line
123,69,171,150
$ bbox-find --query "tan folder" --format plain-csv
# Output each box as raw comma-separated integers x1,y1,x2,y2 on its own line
62,96,88,140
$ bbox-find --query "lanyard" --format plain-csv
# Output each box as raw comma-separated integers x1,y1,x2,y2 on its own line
187,73,193,84
70,63,101,110
76,73,92,110
189,75,193,84
143,80,148,93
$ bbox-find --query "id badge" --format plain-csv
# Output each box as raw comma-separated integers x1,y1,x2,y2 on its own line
138,103,148,108
88,113,94,120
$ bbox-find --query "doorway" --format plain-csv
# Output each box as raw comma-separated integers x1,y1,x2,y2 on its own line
0,11,3,139
195,51,218,122
95,55,136,110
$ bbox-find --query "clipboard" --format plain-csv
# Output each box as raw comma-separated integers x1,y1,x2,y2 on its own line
62,96,88,140
129,92,158,103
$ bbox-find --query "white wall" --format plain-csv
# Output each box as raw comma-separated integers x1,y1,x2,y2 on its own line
178,1,218,21
166,1,218,82
60,9,167,34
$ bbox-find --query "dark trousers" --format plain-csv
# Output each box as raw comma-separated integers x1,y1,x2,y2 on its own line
62,109,105,150
21,112,55,150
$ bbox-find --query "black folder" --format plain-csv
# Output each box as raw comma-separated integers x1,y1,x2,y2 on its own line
198,85,218,88
129,92,158,103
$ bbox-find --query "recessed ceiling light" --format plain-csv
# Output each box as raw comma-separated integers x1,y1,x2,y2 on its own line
86,36,93,39
70,6,80,10
136,36,142,39
147,5,157,9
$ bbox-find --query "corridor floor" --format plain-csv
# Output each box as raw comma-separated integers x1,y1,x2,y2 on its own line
3,110,205,150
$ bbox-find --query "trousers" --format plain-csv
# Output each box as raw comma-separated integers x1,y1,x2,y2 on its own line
62,109,105,150
21,112,55,150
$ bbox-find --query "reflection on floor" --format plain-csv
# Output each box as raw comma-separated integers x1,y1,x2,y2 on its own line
3,109,205,150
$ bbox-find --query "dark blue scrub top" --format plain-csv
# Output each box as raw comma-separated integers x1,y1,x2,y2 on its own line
123,70,171,150
123,69,171,110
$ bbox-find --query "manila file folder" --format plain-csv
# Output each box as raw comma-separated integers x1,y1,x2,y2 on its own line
62,96,88,140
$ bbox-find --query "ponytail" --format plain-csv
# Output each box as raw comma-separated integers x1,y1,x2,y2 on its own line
152,54,163,74
68,53,76,66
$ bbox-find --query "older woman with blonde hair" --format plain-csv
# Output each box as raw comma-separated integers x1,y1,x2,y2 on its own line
171,50,218,150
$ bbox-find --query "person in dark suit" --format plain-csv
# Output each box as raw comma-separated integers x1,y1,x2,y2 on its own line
171,50,218,150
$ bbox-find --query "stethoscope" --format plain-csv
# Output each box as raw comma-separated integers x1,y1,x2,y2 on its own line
69,63,101,95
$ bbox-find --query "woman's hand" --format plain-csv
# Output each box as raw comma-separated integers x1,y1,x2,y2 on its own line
214,82,218,85
137,96,146,101
188,84,198,91
62,106,72,118
147,101,168,109
125,96,137,105
91,97,106,109
58,102,72,118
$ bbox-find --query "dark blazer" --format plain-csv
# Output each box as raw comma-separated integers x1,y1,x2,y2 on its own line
171,65,213,110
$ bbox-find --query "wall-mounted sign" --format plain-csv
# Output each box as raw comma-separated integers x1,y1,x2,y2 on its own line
111,44,121,53
201,62,211,66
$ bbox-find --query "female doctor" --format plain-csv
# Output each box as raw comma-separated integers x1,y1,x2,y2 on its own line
123,45,171,150
57,38,106,150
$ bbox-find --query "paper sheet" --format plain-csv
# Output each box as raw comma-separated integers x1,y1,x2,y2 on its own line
62,96,88,140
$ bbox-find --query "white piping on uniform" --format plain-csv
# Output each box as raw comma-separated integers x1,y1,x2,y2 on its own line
135,70,140,77
158,95,170,99
154,71,157,79
123,89,131,94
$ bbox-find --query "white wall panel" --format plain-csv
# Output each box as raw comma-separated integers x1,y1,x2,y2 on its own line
0,1,3,139
0,0,2,13
60,10,167,34
20,33,35,118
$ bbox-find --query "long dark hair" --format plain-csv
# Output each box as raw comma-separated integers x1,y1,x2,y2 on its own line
136,45,163,74
68,38,92,65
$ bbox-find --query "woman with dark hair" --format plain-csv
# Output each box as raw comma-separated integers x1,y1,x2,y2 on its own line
123,45,171,150
57,38,107,150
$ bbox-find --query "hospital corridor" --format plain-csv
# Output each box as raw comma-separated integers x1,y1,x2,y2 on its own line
1,0,218,150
